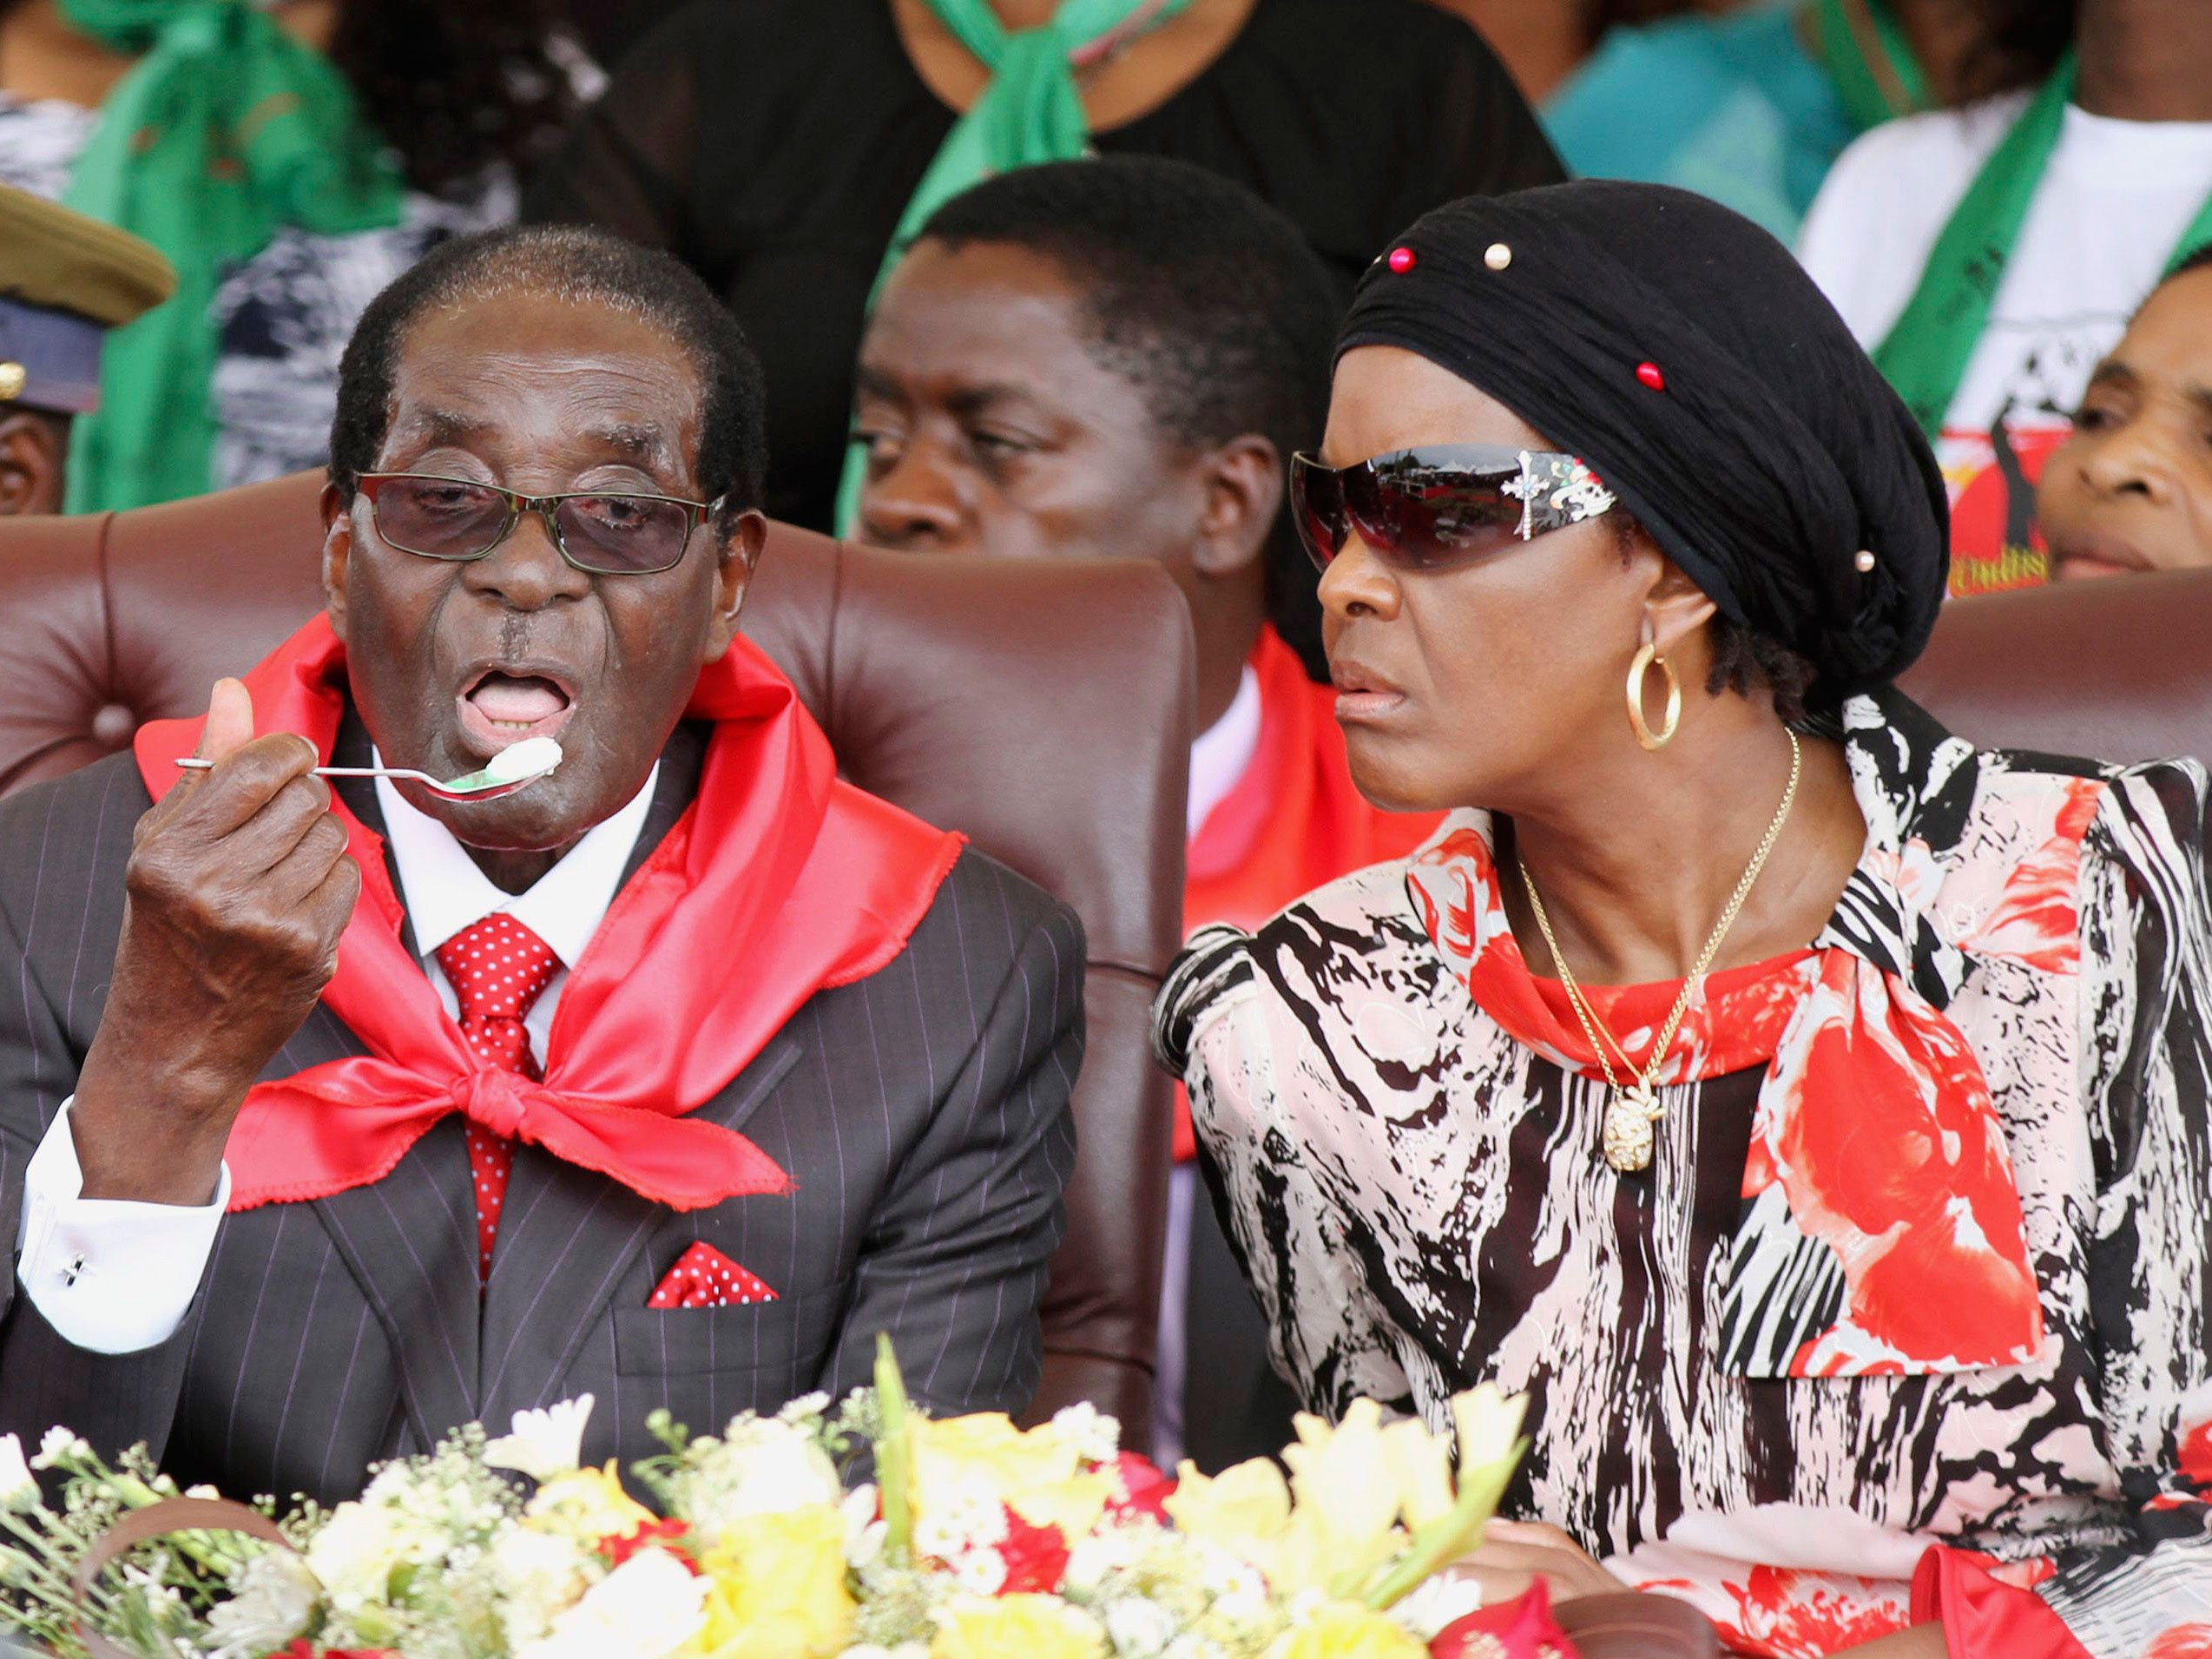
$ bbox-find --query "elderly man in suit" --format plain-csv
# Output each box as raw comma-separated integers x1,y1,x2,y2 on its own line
0,226,1083,1504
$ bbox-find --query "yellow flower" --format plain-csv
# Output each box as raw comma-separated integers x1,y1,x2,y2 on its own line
1162,1456,1293,1577
687,1503,854,1659
929,1593,1106,1659
523,1462,656,1544
910,1412,1110,1535
1275,1402,1406,1595
1378,1417,1456,1531
1267,1602,1426,1659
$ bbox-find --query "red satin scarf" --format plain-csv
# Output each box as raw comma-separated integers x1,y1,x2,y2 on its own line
133,616,965,1215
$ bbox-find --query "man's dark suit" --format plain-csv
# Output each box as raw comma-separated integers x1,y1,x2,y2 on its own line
0,717,1083,1504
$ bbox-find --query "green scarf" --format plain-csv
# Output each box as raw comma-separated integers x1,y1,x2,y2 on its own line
834,0,1192,532
59,0,404,514
1806,0,1930,135
1873,54,2212,438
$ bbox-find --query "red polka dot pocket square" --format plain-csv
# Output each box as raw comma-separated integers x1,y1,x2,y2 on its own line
646,1241,779,1308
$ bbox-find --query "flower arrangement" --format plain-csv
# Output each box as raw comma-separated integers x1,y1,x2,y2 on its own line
0,1338,1557,1659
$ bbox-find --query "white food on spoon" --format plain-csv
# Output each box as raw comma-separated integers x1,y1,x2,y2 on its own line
482,735,563,787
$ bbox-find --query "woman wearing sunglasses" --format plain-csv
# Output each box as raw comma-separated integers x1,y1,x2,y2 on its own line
1153,181,2212,1657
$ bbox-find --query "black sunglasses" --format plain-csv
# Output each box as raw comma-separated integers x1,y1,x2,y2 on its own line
1290,445,1617,574
356,472,722,576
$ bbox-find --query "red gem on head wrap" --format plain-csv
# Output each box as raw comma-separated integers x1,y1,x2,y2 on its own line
1386,246,1417,273
1635,360,1667,392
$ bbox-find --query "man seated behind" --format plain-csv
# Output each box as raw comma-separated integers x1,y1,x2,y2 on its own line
850,157,1440,1472
0,227,1083,1503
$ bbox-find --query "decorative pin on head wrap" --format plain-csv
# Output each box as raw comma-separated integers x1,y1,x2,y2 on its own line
1387,246,1417,273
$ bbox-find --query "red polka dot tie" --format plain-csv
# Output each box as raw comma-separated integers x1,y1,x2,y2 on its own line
434,913,561,1280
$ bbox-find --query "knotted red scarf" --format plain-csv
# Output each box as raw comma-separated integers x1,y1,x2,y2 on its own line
132,615,965,1214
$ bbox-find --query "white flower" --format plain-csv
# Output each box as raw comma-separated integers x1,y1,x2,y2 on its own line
204,1552,319,1659
1103,1594,1180,1656
484,1395,596,1482
515,1547,706,1659
684,1417,844,1541
30,1427,88,1470
1388,1570,1487,1639
0,1435,37,1509
951,1544,1009,1596
844,1483,887,1568
487,1524,596,1645
303,1500,445,1608
1050,1402,1122,1465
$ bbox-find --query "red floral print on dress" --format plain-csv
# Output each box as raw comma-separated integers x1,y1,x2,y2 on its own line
1702,1565,1912,1659
1751,950,2044,1374
1405,783,2064,1378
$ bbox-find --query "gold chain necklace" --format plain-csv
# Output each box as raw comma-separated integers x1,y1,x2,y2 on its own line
1517,728,1802,1174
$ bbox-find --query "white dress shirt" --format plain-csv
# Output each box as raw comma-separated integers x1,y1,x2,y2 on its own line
15,761,657,1354
1184,662,1261,839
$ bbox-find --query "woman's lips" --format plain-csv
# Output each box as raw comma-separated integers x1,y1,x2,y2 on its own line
455,672,576,756
1330,661,1408,723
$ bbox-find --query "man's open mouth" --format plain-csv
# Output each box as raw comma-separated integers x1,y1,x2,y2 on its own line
456,667,577,755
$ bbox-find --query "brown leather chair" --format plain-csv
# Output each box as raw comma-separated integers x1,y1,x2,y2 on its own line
1900,568,2212,767
0,471,1192,1445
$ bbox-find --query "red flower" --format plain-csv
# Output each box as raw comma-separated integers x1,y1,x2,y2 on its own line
1431,1582,1583,1658
1104,1452,1176,1524
266,1644,398,1659
997,1504,1070,1594
598,1516,698,1572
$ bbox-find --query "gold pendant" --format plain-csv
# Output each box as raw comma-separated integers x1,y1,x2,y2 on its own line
1601,1083,1665,1173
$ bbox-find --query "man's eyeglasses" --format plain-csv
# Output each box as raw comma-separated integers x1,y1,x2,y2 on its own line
356,472,721,576
1290,445,1618,575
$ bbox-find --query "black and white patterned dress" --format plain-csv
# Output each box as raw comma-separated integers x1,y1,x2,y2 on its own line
0,92,513,489
1153,692,2212,1657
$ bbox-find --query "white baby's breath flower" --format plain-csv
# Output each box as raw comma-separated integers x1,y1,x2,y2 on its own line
1050,1401,1122,1465
514,1547,706,1659
30,1427,88,1470
774,1391,833,1425
912,1482,1006,1560
484,1395,596,1482
0,1435,37,1509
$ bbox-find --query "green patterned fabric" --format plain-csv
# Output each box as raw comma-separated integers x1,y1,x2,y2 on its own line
836,0,1191,532
58,0,403,512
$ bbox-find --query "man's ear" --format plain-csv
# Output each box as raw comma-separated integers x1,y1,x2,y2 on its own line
319,480,356,642
0,409,69,516
703,509,769,661
1189,433,1283,580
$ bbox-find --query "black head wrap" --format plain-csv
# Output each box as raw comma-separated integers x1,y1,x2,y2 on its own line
1337,181,1947,706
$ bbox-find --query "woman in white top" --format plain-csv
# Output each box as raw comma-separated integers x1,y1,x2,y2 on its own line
1799,0,2212,597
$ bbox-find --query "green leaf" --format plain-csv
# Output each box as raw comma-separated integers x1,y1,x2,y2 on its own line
872,1333,913,1567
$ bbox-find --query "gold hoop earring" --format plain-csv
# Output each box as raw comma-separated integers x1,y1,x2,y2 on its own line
1625,642,1681,751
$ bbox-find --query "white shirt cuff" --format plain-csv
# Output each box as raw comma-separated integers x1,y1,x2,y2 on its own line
16,1098,228,1354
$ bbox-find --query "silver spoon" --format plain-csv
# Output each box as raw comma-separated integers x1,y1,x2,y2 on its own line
174,735,564,802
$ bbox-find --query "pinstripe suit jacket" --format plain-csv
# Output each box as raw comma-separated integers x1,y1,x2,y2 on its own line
0,720,1083,1505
